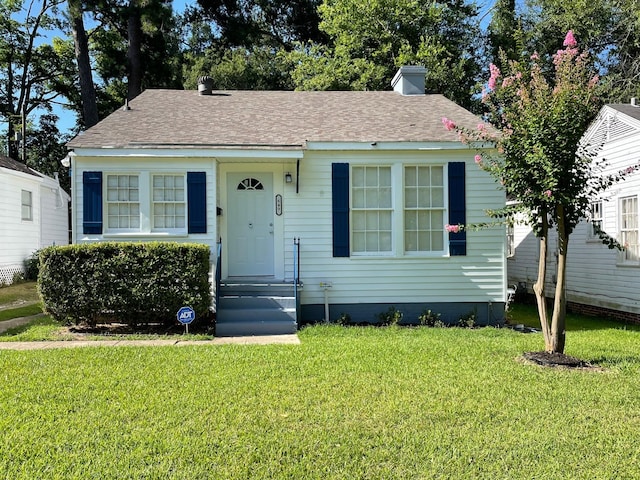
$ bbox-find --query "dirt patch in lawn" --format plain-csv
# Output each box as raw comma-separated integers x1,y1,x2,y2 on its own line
519,351,606,372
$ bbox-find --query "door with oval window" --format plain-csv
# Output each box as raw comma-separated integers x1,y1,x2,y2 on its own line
227,173,274,276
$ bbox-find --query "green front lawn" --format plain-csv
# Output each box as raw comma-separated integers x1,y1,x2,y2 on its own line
1,325,639,479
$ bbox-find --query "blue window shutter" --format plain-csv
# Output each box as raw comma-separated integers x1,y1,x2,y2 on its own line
83,171,102,234
332,163,350,257
188,172,207,234
448,162,466,256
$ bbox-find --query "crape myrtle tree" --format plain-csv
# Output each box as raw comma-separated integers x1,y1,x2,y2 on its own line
443,31,639,354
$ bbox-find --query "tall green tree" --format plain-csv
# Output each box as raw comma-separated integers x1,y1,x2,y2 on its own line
289,0,481,110
444,32,636,354
195,0,326,49
487,0,522,69
0,0,74,159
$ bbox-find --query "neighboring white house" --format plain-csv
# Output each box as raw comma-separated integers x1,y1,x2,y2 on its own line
0,155,70,284
65,67,507,327
508,102,640,322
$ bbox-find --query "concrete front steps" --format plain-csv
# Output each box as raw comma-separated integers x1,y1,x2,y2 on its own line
215,280,300,337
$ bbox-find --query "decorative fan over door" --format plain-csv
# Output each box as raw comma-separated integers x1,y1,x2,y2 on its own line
227,173,275,276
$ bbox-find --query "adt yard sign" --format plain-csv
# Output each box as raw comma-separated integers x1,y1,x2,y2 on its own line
177,306,196,333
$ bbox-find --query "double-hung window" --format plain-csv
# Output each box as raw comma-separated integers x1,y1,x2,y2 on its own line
620,196,639,262
588,200,603,241
404,166,445,253
351,166,392,254
106,175,140,230
152,175,186,230
21,190,32,221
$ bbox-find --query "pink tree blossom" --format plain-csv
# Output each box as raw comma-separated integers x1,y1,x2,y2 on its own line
441,117,456,131
563,30,577,48
488,63,500,91
445,224,461,233
544,190,552,197
474,154,483,164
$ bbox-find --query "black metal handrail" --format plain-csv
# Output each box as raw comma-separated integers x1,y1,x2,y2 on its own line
215,237,222,309
293,237,300,322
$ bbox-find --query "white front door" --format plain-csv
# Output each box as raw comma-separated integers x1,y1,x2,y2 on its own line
227,173,275,276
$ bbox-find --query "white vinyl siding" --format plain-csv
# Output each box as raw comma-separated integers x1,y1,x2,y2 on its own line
351,166,392,254
282,150,505,307
506,223,515,258
21,190,32,221
106,174,140,230
152,174,186,230
620,196,639,263
404,165,445,253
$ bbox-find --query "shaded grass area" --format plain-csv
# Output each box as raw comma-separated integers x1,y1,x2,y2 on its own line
507,303,640,332
1,325,640,478
0,315,213,342
0,303,43,322
0,281,39,305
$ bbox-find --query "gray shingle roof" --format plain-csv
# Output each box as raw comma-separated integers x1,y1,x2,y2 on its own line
0,155,39,177
609,103,640,121
68,90,484,149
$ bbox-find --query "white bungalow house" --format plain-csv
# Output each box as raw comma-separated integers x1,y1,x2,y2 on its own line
0,155,70,284
65,67,507,335
508,102,640,323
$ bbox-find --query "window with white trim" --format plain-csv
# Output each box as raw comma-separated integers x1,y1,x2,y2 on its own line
106,174,140,230
587,200,603,241
404,166,445,253
506,223,515,257
152,175,185,230
21,190,32,221
351,166,392,254
620,196,639,262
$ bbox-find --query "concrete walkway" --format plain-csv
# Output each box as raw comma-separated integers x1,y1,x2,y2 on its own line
0,314,300,350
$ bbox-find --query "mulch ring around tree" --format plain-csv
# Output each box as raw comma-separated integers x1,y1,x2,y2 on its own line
519,351,606,372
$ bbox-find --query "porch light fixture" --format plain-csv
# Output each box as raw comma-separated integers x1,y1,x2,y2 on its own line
285,172,293,183
60,151,75,168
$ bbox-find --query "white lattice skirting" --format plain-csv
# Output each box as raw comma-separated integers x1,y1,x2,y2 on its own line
0,265,26,286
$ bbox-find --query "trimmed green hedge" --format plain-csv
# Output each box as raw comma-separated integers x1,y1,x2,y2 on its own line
38,242,211,326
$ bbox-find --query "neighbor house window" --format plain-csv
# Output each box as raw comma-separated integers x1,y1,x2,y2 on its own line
21,190,32,221
588,200,603,241
351,166,392,254
403,166,445,253
620,196,639,262
152,175,186,230
106,174,140,229
506,223,515,257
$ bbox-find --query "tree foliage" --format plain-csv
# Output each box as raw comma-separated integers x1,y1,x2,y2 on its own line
0,0,74,158
289,0,481,110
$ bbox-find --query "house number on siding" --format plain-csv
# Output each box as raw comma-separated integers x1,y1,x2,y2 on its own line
275,194,282,216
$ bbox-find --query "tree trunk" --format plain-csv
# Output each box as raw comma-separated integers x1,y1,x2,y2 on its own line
69,0,99,128
126,2,143,101
549,206,569,353
533,210,553,347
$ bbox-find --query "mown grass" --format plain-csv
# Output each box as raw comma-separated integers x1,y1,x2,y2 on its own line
1,325,639,479
508,303,640,332
0,281,39,305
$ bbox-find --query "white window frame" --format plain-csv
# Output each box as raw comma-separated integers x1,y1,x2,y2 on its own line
506,223,515,258
21,190,32,221
351,165,393,256
403,165,446,255
151,174,186,232
105,174,141,232
587,200,603,242
619,195,639,264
